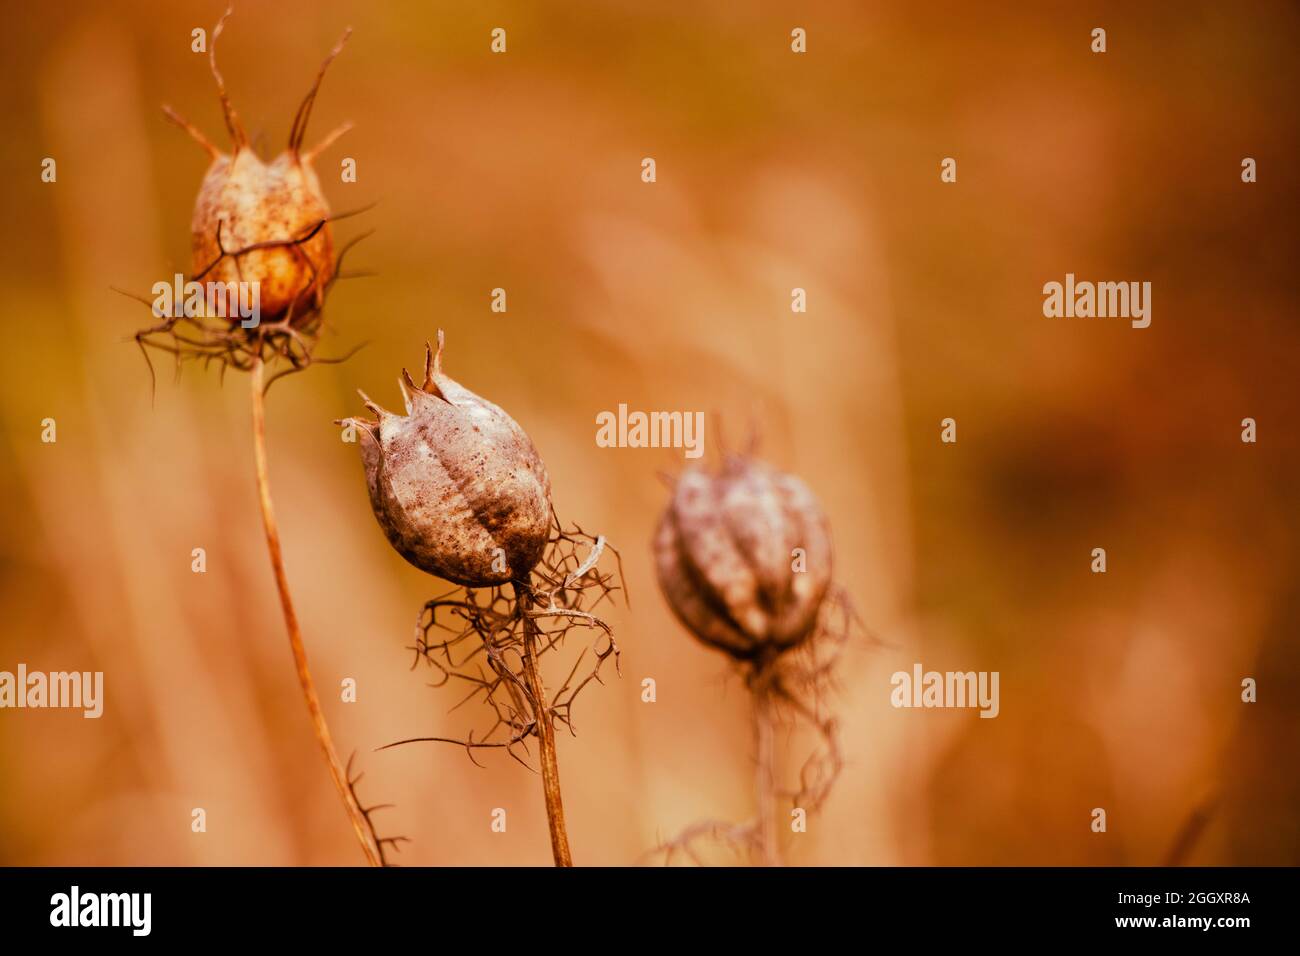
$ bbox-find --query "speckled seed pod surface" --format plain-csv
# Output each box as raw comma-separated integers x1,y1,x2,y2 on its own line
655,455,833,660
343,332,553,588
191,150,334,321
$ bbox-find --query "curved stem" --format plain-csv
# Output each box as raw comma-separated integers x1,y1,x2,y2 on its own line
250,358,381,867
518,589,574,866
754,688,781,866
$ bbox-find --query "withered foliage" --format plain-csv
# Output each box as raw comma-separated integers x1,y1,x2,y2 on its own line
344,753,410,867
123,216,372,394
382,519,627,771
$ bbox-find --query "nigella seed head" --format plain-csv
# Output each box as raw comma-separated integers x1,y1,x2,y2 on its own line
339,331,553,588
166,7,353,325
654,453,833,661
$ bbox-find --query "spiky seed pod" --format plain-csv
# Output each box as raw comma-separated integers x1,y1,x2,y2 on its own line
340,331,553,588
654,454,833,661
166,8,353,323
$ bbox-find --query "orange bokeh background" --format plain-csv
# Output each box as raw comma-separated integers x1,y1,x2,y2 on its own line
1,0,1297,865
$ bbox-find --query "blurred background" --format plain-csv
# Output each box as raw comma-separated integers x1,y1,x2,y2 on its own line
1,0,1297,866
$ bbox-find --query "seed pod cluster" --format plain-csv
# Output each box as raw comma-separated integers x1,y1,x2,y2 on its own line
341,331,553,588
654,454,833,662
168,9,351,323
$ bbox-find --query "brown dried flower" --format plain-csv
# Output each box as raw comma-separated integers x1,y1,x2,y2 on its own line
339,331,553,587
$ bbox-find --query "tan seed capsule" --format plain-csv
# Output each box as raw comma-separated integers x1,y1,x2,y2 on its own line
340,331,553,588
165,8,352,324
654,454,832,660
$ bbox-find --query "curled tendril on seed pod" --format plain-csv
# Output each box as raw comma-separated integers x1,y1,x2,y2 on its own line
123,5,372,394
647,444,866,866
341,331,627,867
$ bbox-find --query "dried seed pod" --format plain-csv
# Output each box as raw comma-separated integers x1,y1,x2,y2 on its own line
165,8,353,323
340,331,553,587
654,454,832,660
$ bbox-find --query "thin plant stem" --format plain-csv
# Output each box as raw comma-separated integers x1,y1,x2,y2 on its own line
250,358,382,867
518,588,574,866
1165,793,1219,866
754,687,781,866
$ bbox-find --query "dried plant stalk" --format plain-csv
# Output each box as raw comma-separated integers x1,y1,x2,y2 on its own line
753,686,780,867
519,589,573,866
646,601,851,866
381,521,625,866
251,359,382,866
